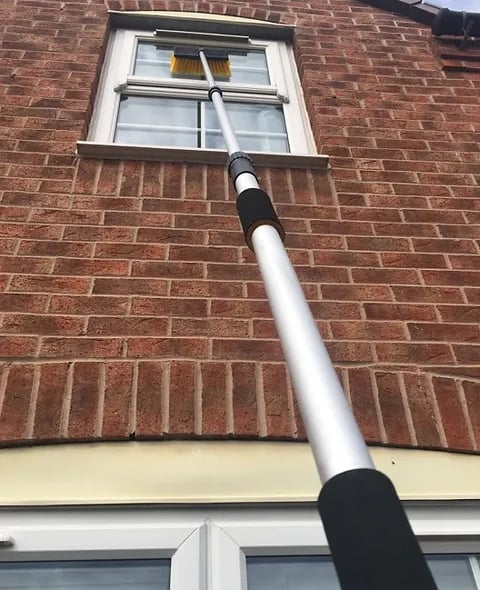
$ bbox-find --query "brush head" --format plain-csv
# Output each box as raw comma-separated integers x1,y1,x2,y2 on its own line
170,46,231,79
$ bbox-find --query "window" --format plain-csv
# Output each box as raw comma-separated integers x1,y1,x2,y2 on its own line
87,26,314,157
2,503,480,590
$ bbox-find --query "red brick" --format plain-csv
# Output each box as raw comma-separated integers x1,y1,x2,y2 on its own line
352,268,420,284
347,368,382,442
102,362,134,438
172,318,249,338
9,275,91,293
136,361,165,436
232,362,257,436
331,320,406,340
432,377,472,450
170,279,243,298
95,243,167,260
313,250,379,267
63,226,135,242
137,227,206,245
322,284,392,301
376,342,453,364
454,345,480,364
437,305,480,323
131,297,207,317
2,314,85,336
33,362,69,440
392,286,464,304
201,362,228,435
381,252,446,269
422,270,480,287
0,293,48,312
49,295,129,315
375,372,411,446
408,322,479,342
93,278,168,296
347,236,410,252
18,240,94,257
213,339,283,362
0,336,37,357
68,362,100,439
104,211,172,227
131,261,203,279
402,373,442,448
169,360,196,435
87,316,169,336
262,363,294,438
0,364,34,441
40,338,122,358
127,337,209,359
53,258,129,276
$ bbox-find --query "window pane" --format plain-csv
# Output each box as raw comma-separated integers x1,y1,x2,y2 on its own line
426,556,477,590
0,559,170,590
115,96,199,148
247,556,340,590
134,43,174,78
248,555,480,590
134,42,270,85
205,103,289,152
422,0,478,9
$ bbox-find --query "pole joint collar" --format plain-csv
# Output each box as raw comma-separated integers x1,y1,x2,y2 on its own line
208,86,223,100
228,151,258,184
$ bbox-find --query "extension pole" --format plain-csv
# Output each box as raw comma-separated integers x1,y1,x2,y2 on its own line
199,50,438,590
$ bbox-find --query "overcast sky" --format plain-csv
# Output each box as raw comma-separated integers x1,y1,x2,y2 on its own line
424,0,480,9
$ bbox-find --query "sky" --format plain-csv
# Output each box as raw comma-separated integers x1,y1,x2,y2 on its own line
423,0,480,10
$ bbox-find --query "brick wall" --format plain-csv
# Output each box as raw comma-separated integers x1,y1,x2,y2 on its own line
0,0,479,451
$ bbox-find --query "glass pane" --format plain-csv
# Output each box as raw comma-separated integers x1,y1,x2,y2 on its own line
115,96,199,148
0,559,170,590
134,42,270,85
247,556,340,590
248,555,480,590
205,103,289,153
134,43,174,78
422,0,478,9
427,556,477,590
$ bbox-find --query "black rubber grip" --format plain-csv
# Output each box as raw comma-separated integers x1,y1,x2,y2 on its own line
317,469,438,590
236,188,285,249
227,151,257,184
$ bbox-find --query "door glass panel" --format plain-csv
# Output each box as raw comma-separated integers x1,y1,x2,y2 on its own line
115,95,199,148
134,42,270,85
0,559,170,590
205,102,289,152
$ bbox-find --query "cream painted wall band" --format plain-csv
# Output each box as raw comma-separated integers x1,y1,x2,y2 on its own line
1,441,480,506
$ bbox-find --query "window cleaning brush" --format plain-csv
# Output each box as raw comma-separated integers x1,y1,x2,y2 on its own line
170,46,231,79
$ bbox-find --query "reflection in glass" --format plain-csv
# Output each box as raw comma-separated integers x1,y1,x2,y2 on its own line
134,42,270,85
115,95,199,148
0,559,171,590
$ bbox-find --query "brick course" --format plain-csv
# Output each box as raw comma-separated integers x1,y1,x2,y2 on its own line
0,0,479,452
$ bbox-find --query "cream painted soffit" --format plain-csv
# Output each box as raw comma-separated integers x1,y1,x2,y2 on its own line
108,11,295,40
0,441,479,506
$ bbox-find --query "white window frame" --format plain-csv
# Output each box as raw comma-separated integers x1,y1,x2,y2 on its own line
0,508,205,590
88,27,315,156
2,503,479,589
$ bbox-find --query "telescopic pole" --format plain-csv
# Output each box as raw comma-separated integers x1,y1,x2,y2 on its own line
199,50,438,590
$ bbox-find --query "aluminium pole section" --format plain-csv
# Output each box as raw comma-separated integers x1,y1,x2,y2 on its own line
199,50,438,590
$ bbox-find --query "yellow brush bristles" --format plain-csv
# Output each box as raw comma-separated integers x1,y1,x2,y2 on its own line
170,55,231,79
